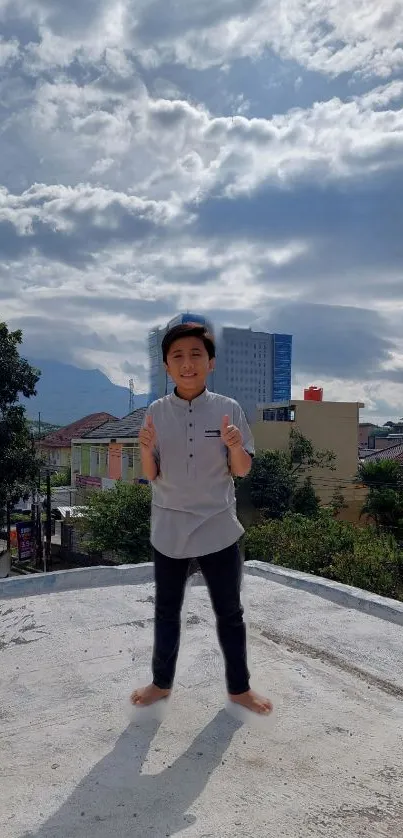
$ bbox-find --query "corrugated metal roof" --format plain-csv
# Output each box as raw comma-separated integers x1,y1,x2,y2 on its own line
81,407,147,440
54,506,87,518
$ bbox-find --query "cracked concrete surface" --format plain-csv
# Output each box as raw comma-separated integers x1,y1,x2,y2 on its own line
1,573,403,837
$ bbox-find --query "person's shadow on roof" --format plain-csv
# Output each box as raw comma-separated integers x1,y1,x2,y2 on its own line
22,709,241,838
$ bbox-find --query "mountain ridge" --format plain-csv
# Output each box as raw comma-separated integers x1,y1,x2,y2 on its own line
21,359,147,425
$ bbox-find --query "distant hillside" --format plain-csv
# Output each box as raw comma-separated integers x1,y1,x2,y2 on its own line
27,418,62,438
22,359,147,425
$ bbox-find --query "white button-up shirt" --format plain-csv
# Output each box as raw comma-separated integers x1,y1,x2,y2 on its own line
145,389,255,558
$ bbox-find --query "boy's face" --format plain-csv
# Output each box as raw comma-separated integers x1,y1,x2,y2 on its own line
165,336,214,394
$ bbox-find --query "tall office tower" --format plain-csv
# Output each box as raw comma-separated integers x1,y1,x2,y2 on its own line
214,328,292,420
148,313,215,403
148,317,292,418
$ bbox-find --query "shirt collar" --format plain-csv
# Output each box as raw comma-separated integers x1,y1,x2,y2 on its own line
170,388,210,408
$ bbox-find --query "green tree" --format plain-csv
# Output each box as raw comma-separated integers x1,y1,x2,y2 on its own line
370,427,389,438
361,488,403,533
358,459,403,535
242,429,335,521
0,323,40,525
78,481,152,562
288,428,336,476
292,477,320,517
359,459,403,489
329,487,348,517
382,420,403,433
243,449,294,520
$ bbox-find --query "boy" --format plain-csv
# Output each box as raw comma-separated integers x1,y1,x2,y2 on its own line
130,323,273,715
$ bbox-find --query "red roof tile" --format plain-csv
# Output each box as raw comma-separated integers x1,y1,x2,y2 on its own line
39,413,118,448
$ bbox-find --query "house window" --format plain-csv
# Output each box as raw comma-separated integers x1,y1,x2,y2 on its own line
127,450,134,469
90,447,101,475
123,447,138,470
99,447,108,472
72,446,81,474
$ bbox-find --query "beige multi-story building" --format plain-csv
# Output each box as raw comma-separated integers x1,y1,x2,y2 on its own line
252,398,365,510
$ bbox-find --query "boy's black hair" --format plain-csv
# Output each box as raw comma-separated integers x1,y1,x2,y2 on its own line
162,323,216,363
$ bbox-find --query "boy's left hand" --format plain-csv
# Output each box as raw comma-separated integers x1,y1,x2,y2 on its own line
221,415,243,449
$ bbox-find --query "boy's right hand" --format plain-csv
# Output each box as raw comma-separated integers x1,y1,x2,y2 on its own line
139,415,157,450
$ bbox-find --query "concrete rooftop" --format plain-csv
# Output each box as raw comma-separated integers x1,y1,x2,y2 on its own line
1,568,403,838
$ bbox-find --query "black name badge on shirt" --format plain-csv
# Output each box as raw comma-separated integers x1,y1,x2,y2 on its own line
205,429,221,438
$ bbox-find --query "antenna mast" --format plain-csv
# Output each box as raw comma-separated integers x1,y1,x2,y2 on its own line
129,379,135,412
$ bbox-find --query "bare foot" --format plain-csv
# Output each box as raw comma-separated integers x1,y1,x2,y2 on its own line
130,684,171,707
229,690,273,715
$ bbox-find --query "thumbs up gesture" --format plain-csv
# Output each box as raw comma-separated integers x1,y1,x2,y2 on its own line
221,414,242,450
139,414,157,450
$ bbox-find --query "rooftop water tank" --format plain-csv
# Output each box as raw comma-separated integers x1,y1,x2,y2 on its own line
304,386,323,402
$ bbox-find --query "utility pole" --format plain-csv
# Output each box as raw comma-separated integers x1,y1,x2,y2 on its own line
6,501,11,553
44,470,52,572
34,412,43,567
30,433,37,563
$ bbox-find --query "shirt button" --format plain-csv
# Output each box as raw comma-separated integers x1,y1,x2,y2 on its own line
189,438,193,442
189,423,193,427
189,454,193,458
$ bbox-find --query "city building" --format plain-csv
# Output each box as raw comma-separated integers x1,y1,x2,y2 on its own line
148,313,215,404
148,314,292,420
71,408,147,491
215,328,292,420
252,394,365,513
38,413,117,470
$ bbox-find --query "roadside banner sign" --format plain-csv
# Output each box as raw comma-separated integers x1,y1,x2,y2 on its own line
16,522,35,562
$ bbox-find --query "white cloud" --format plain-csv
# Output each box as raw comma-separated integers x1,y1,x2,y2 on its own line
0,0,402,421
0,182,183,238
126,0,403,79
359,79,403,108
5,74,402,206
0,37,19,66
89,157,115,176
2,0,402,79
292,373,403,426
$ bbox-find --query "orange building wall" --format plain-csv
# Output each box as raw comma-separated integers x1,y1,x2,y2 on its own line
108,443,122,479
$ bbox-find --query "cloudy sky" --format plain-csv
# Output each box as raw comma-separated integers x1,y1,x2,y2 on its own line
0,0,403,422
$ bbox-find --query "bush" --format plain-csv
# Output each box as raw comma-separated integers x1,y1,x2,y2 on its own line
50,467,71,487
245,510,403,601
358,459,403,537
10,512,31,524
328,531,402,600
77,481,152,563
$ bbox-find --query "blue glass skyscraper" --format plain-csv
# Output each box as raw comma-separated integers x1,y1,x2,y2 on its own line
272,334,292,402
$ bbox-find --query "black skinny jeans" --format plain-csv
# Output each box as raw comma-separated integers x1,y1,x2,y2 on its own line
152,542,250,695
